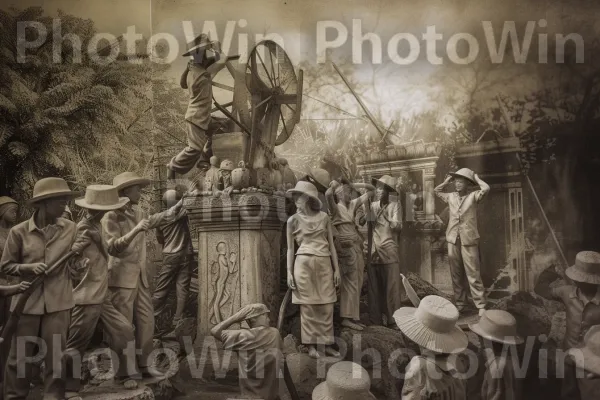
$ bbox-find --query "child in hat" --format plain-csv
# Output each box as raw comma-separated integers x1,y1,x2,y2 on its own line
325,179,374,331
394,295,468,400
367,175,404,328
286,181,341,359
567,324,600,398
1,177,89,400
535,250,600,400
469,310,524,400
167,34,226,181
211,303,283,400
434,168,490,316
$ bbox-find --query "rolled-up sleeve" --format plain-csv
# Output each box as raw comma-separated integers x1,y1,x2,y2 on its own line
0,229,22,276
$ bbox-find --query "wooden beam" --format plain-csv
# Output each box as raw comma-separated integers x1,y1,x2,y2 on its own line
212,82,234,91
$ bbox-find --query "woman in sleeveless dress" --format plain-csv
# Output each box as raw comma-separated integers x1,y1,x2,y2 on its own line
326,179,374,331
286,181,341,359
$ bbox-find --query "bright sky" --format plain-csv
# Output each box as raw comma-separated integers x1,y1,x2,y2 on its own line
10,0,599,127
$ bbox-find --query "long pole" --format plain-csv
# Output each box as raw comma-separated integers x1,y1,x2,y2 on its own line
331,62,386,139
495,94,568,269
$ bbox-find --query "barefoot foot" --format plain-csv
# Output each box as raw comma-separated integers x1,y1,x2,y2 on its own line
341,318,364,331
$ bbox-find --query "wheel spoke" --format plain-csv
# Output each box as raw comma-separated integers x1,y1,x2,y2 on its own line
280,107,289,138
268,45,277,87
284,103,295,113
256,47,276,88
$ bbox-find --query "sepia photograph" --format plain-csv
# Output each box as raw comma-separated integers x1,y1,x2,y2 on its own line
1,0,600,399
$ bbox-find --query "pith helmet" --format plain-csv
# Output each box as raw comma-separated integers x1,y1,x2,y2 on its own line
449,168,477,185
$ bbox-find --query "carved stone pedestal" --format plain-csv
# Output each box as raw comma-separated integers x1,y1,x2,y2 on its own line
185,191,287,338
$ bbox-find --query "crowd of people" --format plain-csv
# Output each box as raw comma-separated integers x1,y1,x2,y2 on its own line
0,173,193,400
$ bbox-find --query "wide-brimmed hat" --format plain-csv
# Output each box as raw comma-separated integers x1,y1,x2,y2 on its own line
286,181,322,209
28,177,80,205
312,361,376,400
0,196,17,218
449,168,477,185
244,303,270,320
304,168,331,193
75,185,129,211
0,196,17,207
371,175,397,193
113,172,151,191
469,310,523,345
568,325,600,375
566,251,600,285
182,33,215,57
394,295,468,354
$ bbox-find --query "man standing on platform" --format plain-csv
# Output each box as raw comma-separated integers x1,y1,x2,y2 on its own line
166,34,226,181
367,175,404,329
434,168,489,316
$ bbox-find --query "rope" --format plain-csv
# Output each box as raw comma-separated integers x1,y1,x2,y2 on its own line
302,93,364,120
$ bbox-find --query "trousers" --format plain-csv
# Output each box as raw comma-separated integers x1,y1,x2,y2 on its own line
338,243,365,320
152,251,192,324
3,310,70,400
167,122,209,174
367,262,403,326
448,238,487,310
65,298,137,392
109,278,154,369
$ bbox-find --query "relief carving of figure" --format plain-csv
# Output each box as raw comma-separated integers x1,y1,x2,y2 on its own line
210,241,238,324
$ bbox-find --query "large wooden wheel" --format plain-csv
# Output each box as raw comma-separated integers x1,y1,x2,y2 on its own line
210,41,303,169
246,40,302,147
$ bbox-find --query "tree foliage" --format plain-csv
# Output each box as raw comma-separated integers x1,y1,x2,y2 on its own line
0,6,160,206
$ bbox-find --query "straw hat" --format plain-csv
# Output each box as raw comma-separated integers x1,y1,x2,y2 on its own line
0,197,17,207
566,251,600,285
393,295,468,354
28,177,79,204
286,181,322,209
449,168,477,185
468,310,523,345
113,172,151,191
182,33,215,57
568,325,600,375
305,168,331,193
75,185,129,211
371,175,397,193
312,361,376,400
244,303,270,320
